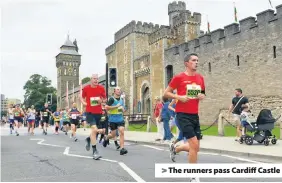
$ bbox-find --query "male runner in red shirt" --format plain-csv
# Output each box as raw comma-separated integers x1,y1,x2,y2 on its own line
164,53,205,182
81,74,106,160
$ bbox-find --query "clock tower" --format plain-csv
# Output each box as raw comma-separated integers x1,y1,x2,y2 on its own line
56,35,81,108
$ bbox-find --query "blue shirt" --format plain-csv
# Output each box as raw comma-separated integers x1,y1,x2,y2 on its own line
108,97,124,123
161,102,171,120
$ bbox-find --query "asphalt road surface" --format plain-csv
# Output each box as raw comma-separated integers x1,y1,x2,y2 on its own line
1,125,282,182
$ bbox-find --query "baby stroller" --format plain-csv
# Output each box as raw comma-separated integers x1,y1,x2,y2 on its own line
240,109,278,146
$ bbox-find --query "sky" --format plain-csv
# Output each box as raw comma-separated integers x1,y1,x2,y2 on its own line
1,0,281,102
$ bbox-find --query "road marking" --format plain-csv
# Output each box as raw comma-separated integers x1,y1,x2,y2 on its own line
141,144,264,163
30,138,65,147
119,162,145,182
30,138,146,181
142,145,164,151
220,154,263,164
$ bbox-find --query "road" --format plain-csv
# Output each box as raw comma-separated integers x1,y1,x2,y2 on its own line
1,125,282,182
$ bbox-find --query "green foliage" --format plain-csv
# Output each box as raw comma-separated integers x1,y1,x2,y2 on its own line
23,74,57,112
82,77,90,84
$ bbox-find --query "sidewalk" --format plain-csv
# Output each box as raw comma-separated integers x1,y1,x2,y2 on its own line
76,129,282,162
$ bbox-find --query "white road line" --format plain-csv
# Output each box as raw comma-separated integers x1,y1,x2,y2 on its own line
220,154,263,164
142,145,164,151
118,162,145,182
141,144,264,163
30,138,65,147
64,147,118,163
63,147,70,155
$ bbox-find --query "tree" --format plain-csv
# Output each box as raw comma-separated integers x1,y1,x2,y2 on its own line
23,74,57,112
82,77,90,84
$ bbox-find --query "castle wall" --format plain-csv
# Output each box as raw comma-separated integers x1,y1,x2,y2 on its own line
165,8,282,124
150,39,166,112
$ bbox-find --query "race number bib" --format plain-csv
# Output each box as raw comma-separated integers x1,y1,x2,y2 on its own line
186,83,202,99
90,97,100,106
9,115,14,119
15,112,20,117
43,112,48,117
71,114,77,119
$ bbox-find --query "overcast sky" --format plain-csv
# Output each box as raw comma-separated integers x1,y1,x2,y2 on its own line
1,0,280,102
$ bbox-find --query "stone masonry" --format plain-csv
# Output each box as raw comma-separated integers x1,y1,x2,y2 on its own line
106,1,282,124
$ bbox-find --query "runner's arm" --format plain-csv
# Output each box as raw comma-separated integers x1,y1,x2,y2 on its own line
168,100,176,111
105,98,119,110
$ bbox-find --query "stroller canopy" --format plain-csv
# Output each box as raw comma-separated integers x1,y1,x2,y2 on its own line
256,109,275,125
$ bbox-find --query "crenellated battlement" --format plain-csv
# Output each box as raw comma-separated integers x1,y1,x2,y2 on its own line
168,1,186,15
105,43,115,55
172,10,201,27
165,4,282,53
114,20,163,43
148,26,175,45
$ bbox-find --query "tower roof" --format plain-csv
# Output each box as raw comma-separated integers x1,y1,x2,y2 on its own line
61,34,75,47
56,34,81,57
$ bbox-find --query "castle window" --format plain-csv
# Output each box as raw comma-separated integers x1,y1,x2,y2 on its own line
166,65,173,86
273,46,276,58
237,55,240,66
208,62,211,72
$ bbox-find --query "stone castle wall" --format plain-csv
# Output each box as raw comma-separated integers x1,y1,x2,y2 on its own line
165,6,282,124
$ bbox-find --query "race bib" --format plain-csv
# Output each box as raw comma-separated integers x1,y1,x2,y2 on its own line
71,114,77,119
186,83,202,99
9,115,14,119
43,112,48,117
15,112,20,117
90,97,100,106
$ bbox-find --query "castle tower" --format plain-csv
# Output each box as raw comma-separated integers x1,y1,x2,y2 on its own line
56,35,81,108
168,1,186,27
168,1,201,44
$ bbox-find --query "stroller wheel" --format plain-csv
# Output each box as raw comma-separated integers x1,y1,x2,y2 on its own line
264,140,269,146
271,139,277,145
245,136,253,145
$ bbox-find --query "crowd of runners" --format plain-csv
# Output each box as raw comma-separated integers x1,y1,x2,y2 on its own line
3,53,205,182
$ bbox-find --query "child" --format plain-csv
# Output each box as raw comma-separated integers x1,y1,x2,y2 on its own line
240,104,251,137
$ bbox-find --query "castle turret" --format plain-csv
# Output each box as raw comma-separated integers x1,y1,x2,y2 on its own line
168,1,186,27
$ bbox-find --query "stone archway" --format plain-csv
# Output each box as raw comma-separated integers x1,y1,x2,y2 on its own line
140,81,151,114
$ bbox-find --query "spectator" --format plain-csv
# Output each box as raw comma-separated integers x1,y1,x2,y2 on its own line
160,97,173,141
154,96,163,141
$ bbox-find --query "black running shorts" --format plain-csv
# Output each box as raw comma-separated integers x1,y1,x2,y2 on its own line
71,119,79,126
176,112,201,140
63,121,70,126
86,113,101,127
109,122,124,131
42,117,49,123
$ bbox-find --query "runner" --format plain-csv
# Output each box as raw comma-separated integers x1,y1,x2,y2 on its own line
69,103,80,141
13,104,24,136
8,104,15,134
53,108,61,135
61,108,70,135
164,53,205,182
81,110,87,131
103,87,127,155
168,99,184,145
98,105,110,144
27,105,36,135
81,74,106,160
40,103,51,135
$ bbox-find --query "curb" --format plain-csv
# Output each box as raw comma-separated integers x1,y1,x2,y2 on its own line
125,140,282,163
